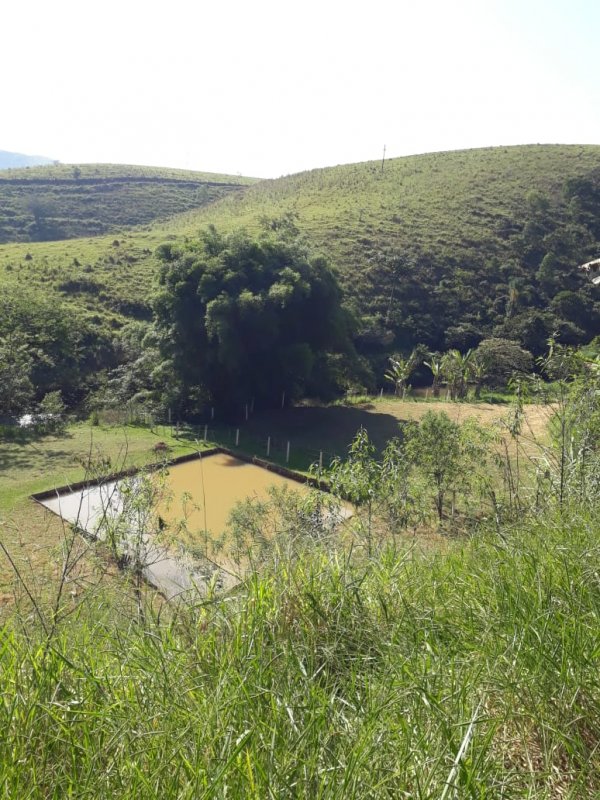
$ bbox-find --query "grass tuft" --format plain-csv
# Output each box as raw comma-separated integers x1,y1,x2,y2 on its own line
2,508,600,796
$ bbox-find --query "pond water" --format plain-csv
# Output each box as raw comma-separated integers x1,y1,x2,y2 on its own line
38,453,325,600
162,452,312,537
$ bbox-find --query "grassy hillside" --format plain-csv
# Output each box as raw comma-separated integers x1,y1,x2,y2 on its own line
189,144,600,349
0,162,258,243
2,452,600,795
0,145,598,350
191,144,600,261
0,228,177,324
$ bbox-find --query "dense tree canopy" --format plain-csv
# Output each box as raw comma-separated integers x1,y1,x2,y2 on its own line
0,286,116,412
473,338,534,384
153,225,352,412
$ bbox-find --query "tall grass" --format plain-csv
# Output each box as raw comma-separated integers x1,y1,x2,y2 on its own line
2,506,600,797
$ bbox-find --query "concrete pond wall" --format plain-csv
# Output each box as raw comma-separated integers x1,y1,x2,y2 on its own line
31,447,339,601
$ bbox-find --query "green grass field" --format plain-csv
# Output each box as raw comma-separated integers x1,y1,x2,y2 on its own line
0,421,200,512
0,422,200,606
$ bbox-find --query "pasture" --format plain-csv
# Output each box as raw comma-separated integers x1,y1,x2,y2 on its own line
0,397,547,609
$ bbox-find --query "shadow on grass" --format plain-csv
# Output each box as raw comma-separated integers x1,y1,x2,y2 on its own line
244,405,404,455
148,407,405,471
0,427,76,481
0,425,73,445
0,446,74,476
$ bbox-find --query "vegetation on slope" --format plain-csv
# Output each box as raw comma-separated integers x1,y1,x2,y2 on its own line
0,229,172,326
2,353,600,797
0,223,356,415
152,224,353,411
0,283,121,410
2,510,600,798
0,146,598,413
0,162,258,243
190,144,600,353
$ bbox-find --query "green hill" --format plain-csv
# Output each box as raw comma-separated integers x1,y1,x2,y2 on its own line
0,145,598,355
189,144,600,352
0,163,258,243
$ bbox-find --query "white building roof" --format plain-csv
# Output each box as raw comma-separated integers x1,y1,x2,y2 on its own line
578,258,600,284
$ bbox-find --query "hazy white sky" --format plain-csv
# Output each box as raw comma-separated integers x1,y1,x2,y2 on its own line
3,0,599,178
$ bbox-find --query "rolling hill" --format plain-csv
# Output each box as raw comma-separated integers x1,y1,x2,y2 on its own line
0,163,259,243
187,144,600,351
0,145,598,357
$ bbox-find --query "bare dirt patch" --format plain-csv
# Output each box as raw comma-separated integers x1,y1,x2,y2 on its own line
245,399,552,459
374,399,551,443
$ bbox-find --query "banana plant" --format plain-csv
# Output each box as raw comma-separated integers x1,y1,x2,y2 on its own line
384,352,417,397
424,352,443,397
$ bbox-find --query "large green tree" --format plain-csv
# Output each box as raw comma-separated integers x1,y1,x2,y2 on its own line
0,285,114,406
0,335,35,414
153,225,351,412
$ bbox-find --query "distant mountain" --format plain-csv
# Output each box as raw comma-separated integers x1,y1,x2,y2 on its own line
0,150,55,170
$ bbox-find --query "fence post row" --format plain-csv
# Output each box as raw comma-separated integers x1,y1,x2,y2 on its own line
148,413,341,473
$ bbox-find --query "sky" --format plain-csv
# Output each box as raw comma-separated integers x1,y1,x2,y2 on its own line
2,0,599,178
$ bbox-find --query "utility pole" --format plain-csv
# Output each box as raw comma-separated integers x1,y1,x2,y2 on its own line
381,144,386,172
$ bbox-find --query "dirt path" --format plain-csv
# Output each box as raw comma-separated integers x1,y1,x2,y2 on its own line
245,399,553,459
373,399,552,444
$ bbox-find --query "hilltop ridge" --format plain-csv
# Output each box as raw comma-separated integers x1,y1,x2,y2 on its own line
0,145,598,354
0,163,259,243
163,144,600,351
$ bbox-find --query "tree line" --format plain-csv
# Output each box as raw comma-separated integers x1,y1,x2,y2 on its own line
384,338,534,400
1,214,597,424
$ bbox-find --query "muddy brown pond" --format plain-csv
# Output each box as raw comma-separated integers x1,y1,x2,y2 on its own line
161,452,312,536
38,453,344,600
